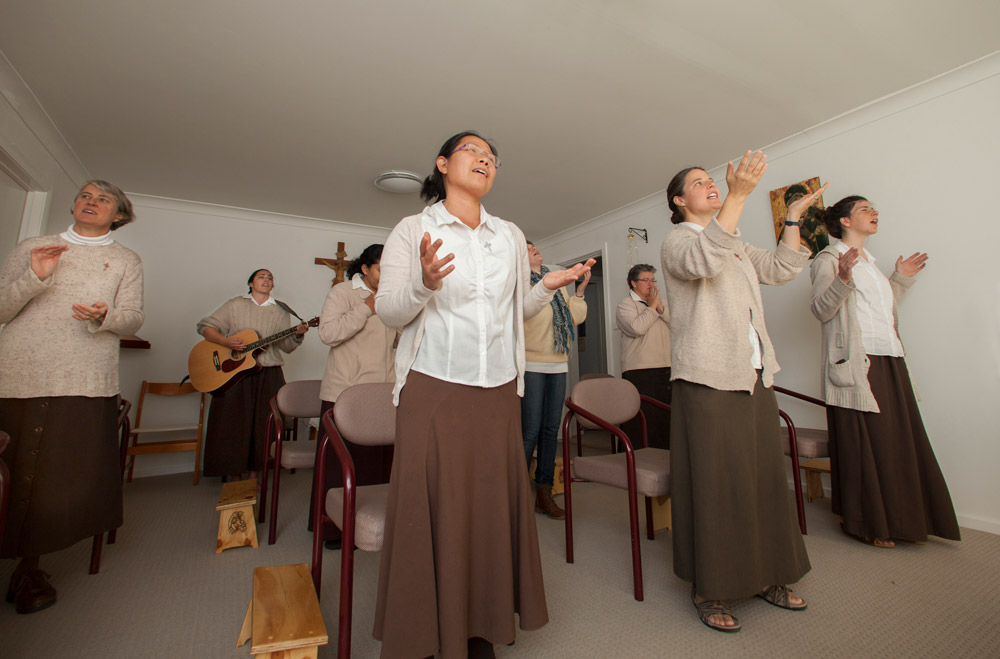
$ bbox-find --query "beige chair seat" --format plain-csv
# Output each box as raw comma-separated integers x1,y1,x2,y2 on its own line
572,448,671,498
268,441,316,469
781,427,829,459
325,484,390,552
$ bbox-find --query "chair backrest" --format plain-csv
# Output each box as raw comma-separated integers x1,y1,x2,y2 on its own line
332,383,396,447
275,380,323,419
134,380,204,428
570,377,641,427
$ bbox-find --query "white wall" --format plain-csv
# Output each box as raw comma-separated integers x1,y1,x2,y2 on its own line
538,54,1000,534
116,196,390,477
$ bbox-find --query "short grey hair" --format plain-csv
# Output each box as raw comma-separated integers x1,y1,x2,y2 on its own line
76,179,135,230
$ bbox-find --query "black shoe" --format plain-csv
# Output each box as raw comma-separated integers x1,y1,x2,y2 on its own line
9,570,57,615
324,539,342,550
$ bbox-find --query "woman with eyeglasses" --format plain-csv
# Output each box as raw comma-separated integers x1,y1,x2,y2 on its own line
373,131,593,658
0,180,143,614
810,195,959,549
616,263,671,450
661,153,816,633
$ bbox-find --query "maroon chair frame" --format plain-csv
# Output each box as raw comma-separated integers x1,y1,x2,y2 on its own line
310,384,394,659
92,397,131,575
561,393,671,602
774,384,830,536
0,430,10,546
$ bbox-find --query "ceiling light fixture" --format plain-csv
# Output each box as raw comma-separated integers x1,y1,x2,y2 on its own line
373,170,422,193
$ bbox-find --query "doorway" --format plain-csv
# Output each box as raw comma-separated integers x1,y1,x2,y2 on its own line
559,247,609,394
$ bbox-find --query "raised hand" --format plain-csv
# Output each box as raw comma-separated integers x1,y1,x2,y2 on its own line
71,301,108,322
895,252,928,277
725,150,768,200
420,232,455,290
30,244,69,280
787,182,830,223
838,247,859,284
541,258,596,291
575,269,592,296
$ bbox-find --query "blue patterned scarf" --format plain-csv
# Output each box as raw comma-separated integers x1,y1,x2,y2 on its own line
531,265,575,354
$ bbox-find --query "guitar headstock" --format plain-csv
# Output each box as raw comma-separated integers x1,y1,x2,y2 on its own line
307,316,320,328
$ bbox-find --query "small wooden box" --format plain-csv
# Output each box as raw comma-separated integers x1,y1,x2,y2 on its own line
650,495,672,532
216,478,258,553
801,459,831,502
529,457,571,496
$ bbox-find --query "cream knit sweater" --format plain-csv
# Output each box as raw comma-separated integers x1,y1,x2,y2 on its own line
0,234,144,398
661,219,808,392
197,297,303,368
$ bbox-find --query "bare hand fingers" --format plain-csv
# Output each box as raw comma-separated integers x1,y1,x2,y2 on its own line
748,150,767,176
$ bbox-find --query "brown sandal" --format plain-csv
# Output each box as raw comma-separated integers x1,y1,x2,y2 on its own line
691,585,741,633
756,584,807,611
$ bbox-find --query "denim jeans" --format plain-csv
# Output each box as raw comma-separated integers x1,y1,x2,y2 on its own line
521,371,567,488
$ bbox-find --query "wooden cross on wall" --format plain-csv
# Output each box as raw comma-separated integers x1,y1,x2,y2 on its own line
314,242,354,286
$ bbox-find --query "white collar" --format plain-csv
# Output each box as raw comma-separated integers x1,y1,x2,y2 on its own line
681,221,705,233
351,273,373,293
427,201,497,234
243,293,277,307
834,240,874,263
61,225,114,246
629,289,646,303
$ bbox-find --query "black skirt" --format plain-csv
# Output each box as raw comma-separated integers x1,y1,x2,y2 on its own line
0,396,121,558
203,366,285,477
621,367,671,449
826,355,960,542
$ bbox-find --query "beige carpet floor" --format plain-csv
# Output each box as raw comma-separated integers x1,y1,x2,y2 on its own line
2,439,998,658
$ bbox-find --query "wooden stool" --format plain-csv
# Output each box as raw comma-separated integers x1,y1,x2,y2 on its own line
650,495,672,532
237,563,328,658
801,459,831,502
217,479,259,553
529,456,572,496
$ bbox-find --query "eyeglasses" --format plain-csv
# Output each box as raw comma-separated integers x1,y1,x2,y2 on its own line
635,277,656,284
453,143,501,169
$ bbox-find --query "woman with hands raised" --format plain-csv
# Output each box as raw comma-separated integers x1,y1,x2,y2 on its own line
0,179,143,614
660,152,812,633
373,131,591,658
810,194,959,550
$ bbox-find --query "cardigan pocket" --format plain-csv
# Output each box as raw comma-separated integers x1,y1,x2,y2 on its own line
828,358,855,387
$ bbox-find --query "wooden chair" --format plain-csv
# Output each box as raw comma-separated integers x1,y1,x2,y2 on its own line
125,381,206,485
774,385,831,535
561,376,671,602
91,397,131,574
311,382,395,659
259,379,322,545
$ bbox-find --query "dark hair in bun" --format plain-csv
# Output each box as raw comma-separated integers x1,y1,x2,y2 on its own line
666,166,705,224
821,195,867,239
346,243,383,279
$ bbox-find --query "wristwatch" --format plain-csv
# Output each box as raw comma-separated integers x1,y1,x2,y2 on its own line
784,219,802,227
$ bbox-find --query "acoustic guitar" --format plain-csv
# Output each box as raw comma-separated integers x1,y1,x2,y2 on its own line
187,317,319,393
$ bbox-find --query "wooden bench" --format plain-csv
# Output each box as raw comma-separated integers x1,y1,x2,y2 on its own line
217,478,258,553
237,563,328,658
801,459,831,502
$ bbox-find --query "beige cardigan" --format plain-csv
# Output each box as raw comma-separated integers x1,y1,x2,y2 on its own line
375,208,555,405
809,245,914,412
0,235,144,398
616,294,671,372
661,219,808,392
523,285,586,364
318,280,396,402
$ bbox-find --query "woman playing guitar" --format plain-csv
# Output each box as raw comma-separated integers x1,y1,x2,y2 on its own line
197,268,309,481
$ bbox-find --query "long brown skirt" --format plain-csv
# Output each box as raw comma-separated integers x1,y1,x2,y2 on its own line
0,396,121,558
670,377,810,601
374,372,548,659
622,367,671,450
826,355,960,543
203,366,285,477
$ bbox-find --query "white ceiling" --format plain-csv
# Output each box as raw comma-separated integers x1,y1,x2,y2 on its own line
1,0,997,238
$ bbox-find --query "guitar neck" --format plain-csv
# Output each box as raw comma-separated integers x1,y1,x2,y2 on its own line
244,326,300,352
